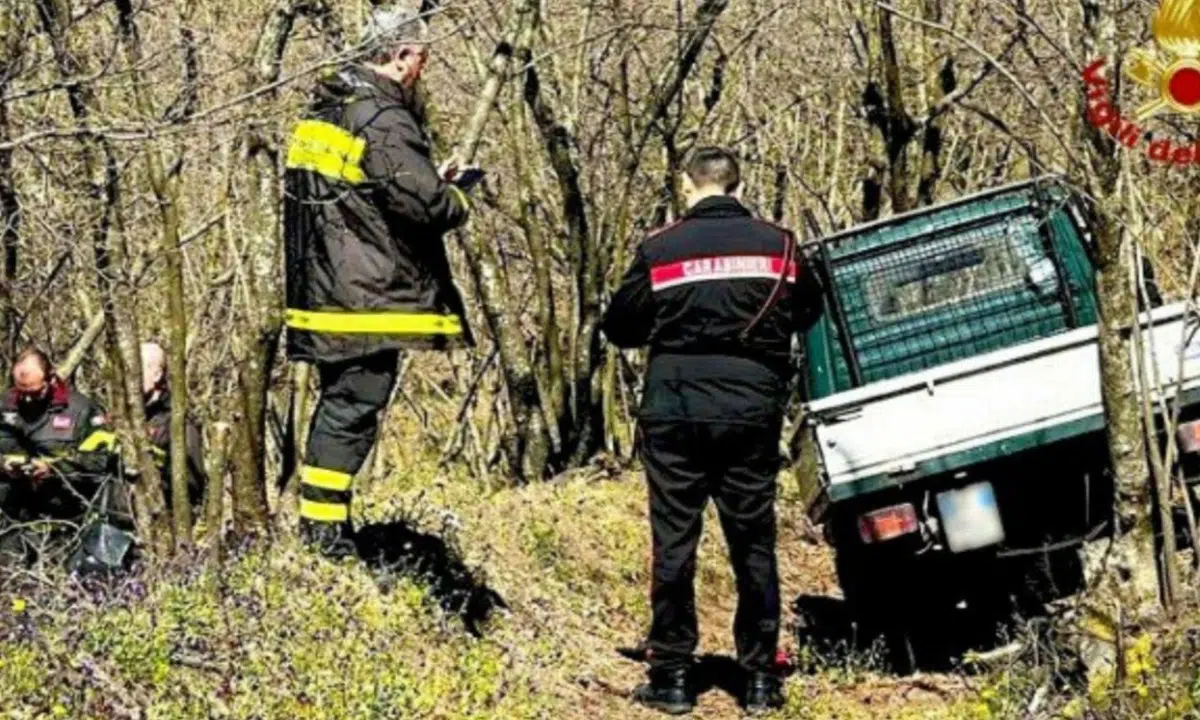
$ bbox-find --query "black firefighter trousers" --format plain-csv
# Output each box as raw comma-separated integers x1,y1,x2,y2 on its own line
300,351,399,526
640,419,783,674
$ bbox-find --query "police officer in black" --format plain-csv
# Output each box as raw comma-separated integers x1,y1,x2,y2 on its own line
601,147,824,715
283,6,476,555
0,348,118,567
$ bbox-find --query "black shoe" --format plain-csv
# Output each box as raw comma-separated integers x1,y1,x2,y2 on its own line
741,671,785,714
632,666,695,715
299,519,358,559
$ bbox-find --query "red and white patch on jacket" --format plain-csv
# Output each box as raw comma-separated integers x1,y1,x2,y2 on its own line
649,254,797,292
52,415,73,431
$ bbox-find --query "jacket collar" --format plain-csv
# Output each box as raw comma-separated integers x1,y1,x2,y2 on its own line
145,387,171,417
334,64,414,108
5,375,70,410
685,195,752,220
49,377,69,407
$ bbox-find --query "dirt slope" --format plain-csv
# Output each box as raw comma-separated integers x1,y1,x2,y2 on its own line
0,425,982,719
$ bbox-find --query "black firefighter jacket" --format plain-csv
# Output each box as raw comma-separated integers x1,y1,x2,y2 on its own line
284,64,475,364
0,377,117,515
601,196,825,426
144,389,206,510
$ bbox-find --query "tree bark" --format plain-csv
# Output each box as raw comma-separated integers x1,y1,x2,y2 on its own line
876,8,915,214
57,310,106,381
35,0,172,557
203,422,231,561
596,0,729,461
245,0,343,524
0,32,18,360
113,0,193,550
521,25,589,463
1075,1,1164,616
229,315,276,533
450,0,548,480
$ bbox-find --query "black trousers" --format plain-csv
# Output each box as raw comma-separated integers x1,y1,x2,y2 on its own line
640,419,783,673
300,351,399,525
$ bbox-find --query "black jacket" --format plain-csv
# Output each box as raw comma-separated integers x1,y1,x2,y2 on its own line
0,376,116,478
601,196,824,424
284,65,475,364
144,389,206,509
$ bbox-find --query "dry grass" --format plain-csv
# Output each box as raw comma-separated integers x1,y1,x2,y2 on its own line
0,413,990,719
2,413,1197,718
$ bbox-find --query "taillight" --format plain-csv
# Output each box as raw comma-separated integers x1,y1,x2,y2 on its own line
857,503,919,544
1177,420,1200,454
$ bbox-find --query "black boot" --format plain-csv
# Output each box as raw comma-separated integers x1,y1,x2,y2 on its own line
741,671,785,714
632,666,695,715
299,519,358,559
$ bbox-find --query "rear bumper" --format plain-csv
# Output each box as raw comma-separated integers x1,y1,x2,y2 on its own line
819,430,1115,559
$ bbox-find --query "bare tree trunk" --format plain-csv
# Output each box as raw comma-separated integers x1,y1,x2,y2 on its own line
0,57,18,360
230,320,276,533
1077,0,1162,616
35,0,172,557
521,25,591,465
595,0,729,462
279,360,312,504
876,8,915,214
509,91,564,459
57,310,106,381
203,422,231,561
1089,199,1161,600
450,0,548,480
450,0,536,166
244,0,343,526
113,0,193,550
915,1,950,207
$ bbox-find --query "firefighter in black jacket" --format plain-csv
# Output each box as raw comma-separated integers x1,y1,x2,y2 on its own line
140,342,205,513
283,6,476,554
0,348,118,567
601,148,824,715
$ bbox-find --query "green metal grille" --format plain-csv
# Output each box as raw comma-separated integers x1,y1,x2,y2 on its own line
803,179,1098,399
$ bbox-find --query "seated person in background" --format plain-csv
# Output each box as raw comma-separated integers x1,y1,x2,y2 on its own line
0,347,119,567
140,342,205,513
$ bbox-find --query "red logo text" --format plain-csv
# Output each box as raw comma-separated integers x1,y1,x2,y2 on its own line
1083,58,1200,166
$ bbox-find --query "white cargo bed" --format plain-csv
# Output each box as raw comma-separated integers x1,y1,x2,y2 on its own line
806,302,1200,500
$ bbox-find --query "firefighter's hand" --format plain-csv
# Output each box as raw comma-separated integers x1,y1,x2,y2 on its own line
28,460,52,484
438,158,458,181
0,456,26,478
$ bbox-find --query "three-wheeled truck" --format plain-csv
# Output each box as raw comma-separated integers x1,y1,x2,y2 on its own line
793,175,1200,667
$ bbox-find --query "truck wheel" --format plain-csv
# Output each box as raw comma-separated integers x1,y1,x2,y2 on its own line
833,544,918,674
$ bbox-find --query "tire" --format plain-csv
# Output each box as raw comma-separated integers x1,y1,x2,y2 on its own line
833,542,919,673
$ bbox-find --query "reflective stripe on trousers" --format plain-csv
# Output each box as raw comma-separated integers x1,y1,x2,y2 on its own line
298,466,353,523
299,350,400,525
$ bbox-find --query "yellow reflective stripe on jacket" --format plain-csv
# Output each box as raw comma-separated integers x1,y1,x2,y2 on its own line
448,184,470,211
299,499,349,523
285,120,367,185
301,465,353,492
78,430,117,452
285,309,463,336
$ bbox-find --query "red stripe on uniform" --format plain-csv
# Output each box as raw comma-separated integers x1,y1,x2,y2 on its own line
649,254,798,291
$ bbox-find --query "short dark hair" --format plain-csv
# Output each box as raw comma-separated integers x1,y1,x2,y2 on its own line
13,346,52,379
684,146,741,193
